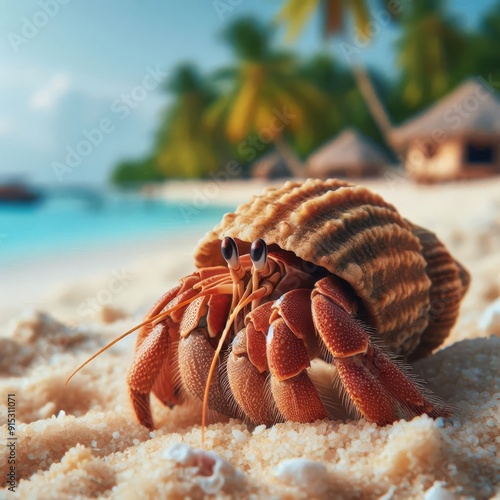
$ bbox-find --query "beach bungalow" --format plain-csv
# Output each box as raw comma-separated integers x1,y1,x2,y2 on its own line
392,79,500,183
251,151,294,179
307,128,389,179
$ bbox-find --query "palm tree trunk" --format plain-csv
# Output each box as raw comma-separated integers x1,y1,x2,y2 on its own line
274,136,305,178
352,65,401,155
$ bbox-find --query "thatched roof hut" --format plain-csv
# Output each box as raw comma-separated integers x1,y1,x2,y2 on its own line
251,151,293,179
392,78,500,182
307,128,389,179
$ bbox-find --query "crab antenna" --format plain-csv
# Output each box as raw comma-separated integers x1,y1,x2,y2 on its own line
150,283,232,327
201,278,275,444
201,278,253,446
65,319,151,385
65,286,228,386
201,239,283,444
221,237,246,310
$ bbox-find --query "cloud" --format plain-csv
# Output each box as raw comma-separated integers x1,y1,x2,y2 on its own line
30,73,70,110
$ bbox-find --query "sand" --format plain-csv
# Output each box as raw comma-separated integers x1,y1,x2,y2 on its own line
1,177,500,499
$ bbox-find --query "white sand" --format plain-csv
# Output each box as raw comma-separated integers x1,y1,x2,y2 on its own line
1,177,500,499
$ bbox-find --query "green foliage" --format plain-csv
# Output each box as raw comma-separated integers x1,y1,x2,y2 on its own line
396,0,468,112
110,157,164,186
460,7,500,88
153,64,229,179
220,17,273,61
297,53,391,154
111,4,500,185
211,16,332,172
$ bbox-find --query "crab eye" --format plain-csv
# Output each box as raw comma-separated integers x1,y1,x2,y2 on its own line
221,237,239,268
250,238,268,271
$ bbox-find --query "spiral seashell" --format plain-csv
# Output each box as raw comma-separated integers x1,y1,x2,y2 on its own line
195,179,469,357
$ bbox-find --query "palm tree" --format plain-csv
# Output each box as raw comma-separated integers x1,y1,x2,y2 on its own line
396,0,466,111
154,64,226,178
298,53,392,149
277,0,374,41
276,0,399,152
276,0,469,154
209,18,331,176
457,5,500,91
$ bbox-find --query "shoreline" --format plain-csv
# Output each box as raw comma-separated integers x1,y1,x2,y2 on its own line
0,230,203,326
3,176,500,326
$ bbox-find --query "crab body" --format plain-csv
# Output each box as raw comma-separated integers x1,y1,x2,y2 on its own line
127,179,469,430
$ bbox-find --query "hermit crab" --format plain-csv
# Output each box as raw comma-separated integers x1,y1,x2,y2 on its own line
69,179,470,432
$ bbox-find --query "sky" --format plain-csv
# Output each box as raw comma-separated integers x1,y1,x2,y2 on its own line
0,0,497,186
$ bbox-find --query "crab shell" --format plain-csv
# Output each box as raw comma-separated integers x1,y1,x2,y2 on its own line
195,179,470,359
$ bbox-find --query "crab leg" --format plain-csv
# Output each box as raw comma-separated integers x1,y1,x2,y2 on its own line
226,302,277,425
177,286,238,417
267,314,327,422
127,286,183,429
128,269,235,429
178,330,238,418
263,289,327,422
226,328,277,425
128,322,179,430
311,276,451,424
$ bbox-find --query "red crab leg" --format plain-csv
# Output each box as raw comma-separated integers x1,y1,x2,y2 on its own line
267,314,328,422
128,270,234,429
263,289,329,422
226,327,277,425
312,276,451,424
226,302,278,425
178,330,238,418
127,285,183,429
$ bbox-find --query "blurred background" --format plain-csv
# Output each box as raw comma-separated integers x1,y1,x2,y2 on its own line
1,0,500,324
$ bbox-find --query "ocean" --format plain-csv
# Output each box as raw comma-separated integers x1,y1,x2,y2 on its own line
0,190,230,265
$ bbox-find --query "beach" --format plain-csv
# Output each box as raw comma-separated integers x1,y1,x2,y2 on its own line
1,177,500,499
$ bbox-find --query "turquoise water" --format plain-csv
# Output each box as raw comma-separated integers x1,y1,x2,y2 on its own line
0,192,230,265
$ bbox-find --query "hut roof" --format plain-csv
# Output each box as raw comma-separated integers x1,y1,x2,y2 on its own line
308,128,389,173
393,78,500,146
251,151,292,179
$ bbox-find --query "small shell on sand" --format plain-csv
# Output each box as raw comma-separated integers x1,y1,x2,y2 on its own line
163,443,246,495
274,458,329,495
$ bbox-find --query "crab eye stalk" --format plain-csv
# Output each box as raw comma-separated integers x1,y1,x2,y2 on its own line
221,237,239,269
250,238,268,271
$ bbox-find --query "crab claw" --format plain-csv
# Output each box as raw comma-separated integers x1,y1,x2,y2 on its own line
311,276,451,424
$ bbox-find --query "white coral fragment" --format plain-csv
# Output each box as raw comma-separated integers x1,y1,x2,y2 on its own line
424,481,457,500
479,298,500,335
163,443,246,494
274,458,329,495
